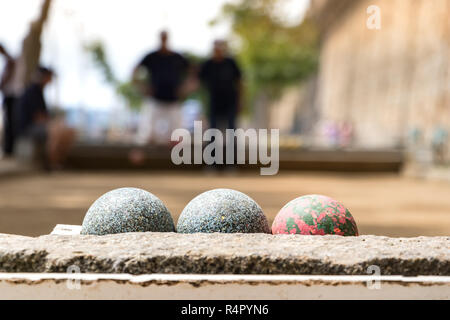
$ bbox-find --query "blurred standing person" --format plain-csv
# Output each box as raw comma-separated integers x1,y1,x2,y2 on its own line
0,0,53,157
0,44,18,156
199,40,242,131
15,67,74,170
133,30,189,146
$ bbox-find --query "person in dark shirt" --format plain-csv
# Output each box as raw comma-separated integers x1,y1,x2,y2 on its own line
137,31,189,102
15,67,75,169
15,67,52,138
133,31,189,145
0,44,17,156
199,40,242,131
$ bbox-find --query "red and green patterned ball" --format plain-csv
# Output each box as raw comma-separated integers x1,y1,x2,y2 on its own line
272,195,359,236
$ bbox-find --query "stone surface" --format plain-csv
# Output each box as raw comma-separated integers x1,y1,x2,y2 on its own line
81,188,174,235
272,195,359,236
0,233,448,276
177,189,270,234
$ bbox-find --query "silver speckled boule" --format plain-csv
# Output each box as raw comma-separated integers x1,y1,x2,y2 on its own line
177,189,270,234
81,188,174,235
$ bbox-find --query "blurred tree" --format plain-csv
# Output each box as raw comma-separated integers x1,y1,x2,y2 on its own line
9,0,53,93
84,41,143,110
212,0,319,124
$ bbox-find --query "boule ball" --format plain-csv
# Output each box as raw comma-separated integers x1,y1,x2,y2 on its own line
177,189,270,234
81,187,174,235
272,195,359,236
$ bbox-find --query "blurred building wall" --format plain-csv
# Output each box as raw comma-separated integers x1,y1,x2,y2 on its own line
312,0,450,150
269,76,318,136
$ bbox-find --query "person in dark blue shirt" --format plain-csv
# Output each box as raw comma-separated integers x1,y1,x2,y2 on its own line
15,66,52,139
0,44,17,156
15,67,75,169
199,40,242,131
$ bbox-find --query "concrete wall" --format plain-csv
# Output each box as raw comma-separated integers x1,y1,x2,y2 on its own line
0,232,448,299
1,273,449,300
1,232,448,275
315,0,450,149
269,77,318,136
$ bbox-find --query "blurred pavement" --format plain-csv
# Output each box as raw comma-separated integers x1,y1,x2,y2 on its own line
0,170,449,237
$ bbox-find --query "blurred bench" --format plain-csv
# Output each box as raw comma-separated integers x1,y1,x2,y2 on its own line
65,143,404,172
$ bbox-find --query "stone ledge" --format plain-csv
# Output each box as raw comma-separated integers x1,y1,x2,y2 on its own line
0,233,448,276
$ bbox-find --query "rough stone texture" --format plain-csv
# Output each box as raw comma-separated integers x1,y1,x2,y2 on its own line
81,188,174,235
177,189,270,234
0,233,448,276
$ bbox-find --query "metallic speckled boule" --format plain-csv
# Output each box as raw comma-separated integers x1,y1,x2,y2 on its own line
81,188,174,235
177,189,270,234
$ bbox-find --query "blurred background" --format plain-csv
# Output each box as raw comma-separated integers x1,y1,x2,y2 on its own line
0,0,449,237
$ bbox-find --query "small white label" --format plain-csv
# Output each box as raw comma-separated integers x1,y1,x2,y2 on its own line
50,224,82,235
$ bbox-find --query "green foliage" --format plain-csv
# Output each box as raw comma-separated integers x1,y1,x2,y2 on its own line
116,81,144,110
84,41,143,110
213,0,319,107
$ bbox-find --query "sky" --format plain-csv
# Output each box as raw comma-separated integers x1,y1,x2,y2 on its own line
0,0,310,110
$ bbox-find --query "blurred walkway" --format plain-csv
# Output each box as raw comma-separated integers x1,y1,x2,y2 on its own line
0,171,449,237
0,158,32,178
